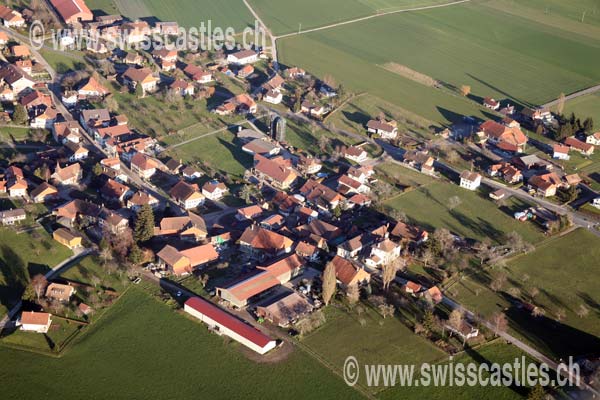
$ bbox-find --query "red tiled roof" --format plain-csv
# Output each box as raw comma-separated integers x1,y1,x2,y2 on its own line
185,296,274,347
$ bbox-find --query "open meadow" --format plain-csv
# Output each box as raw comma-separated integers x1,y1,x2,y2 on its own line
449,229,600,358
383,181,545,244
277,1,600,125
0,287,366,400
0,227,72,317
248,0,451,35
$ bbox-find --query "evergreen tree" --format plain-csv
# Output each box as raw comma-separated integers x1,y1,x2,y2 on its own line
21,282,35,302
583,117,594,134
92,163,103,176
527,384,545,400
133,204,155,243
128,244,143,265
12,104,27,125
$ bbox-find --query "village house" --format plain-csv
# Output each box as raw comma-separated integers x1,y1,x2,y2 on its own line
19,311,52,333
236,205,264,221
256,292,312,327
80,108,111,132
237,64,255,78
202,181,228,201
155,21,180,35
11,45,30,59
286,67,306,79
65,141,89,162
296,154,322,176
169,180,205,210
30,182,59,203
53,227,83,249
552,144,570,160
299,180,344,213
364,239,401,269
130,153,158,179
157,243,219,276
6,177,27,198
295,241,319,262
127,190,159,211
119,21,151,45
405,281,422,295
483,97,500,110
239,225,293,260
53,120,81,144
366,119,398,139
564,136,594,156
49,0,93,24
0,208,26,225
586,132,600,146
272,191,301,215
330,255,371,288
264,89,283,105
0,5,25,28
300,101,326,118
227,49,259,65
169,79,195,96
403,150,436,175
348,165,375,184
477,120,528,153
45,282,75,302
98,209,129,235
101,178,132,203
184,296,276,355
0,64,35,94
78,76,110,98
182,166,202,181
183,64,213,83
243,139,280,157
122,67,159,94
51,162,82,187
251,154,298,190
54,199,100,227
154,212,208,242
344,146,369,164
459,171,482,191
528,173,562,197
260,214,285,231
390,221,428,244
217,254,305,308
337,174,369,196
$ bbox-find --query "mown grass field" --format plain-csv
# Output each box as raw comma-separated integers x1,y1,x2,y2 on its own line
0,287,366,400
112,0,254,30
384,181,545,244
302,305,446,390
561,92,600,126
0,228,72,317
449,229,600,358
249,0,451,35
165,130,253,179
327,94,437,137
378,343,533,399
278,1,600,125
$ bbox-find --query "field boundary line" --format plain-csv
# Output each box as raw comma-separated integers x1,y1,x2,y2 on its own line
275,0,473,39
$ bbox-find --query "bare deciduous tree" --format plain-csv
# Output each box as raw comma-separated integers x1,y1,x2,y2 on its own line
346,283,360,306
490,311,508,337
31,274,48,302
322,261,337,306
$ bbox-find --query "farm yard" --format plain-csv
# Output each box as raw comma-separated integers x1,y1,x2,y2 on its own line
277,1,600,125
383,181,545,244
448,229,600,359
0,287,366,400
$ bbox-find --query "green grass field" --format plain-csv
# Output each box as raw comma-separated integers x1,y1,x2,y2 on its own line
378,343,533,399
0,228,72,316
384,181,545,244
0,127,33,142
0,287,366,400
249,0,451,35
302,305,446,390
111,0,254,30
450,229,600,358
561,92,600,125
278,1,600,125
327,94,437,137
165,130,253,179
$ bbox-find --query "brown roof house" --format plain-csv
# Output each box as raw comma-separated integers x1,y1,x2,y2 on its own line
19,311,52,333
252,154,298,190
45,282,75,302
122,67,159,94
53,227,83,249
169,180,205,210
157,243,219,276
329,255,371,288
239,225,294,261
51,162,82,186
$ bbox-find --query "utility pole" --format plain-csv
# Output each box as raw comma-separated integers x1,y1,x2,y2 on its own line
298,23,302,34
